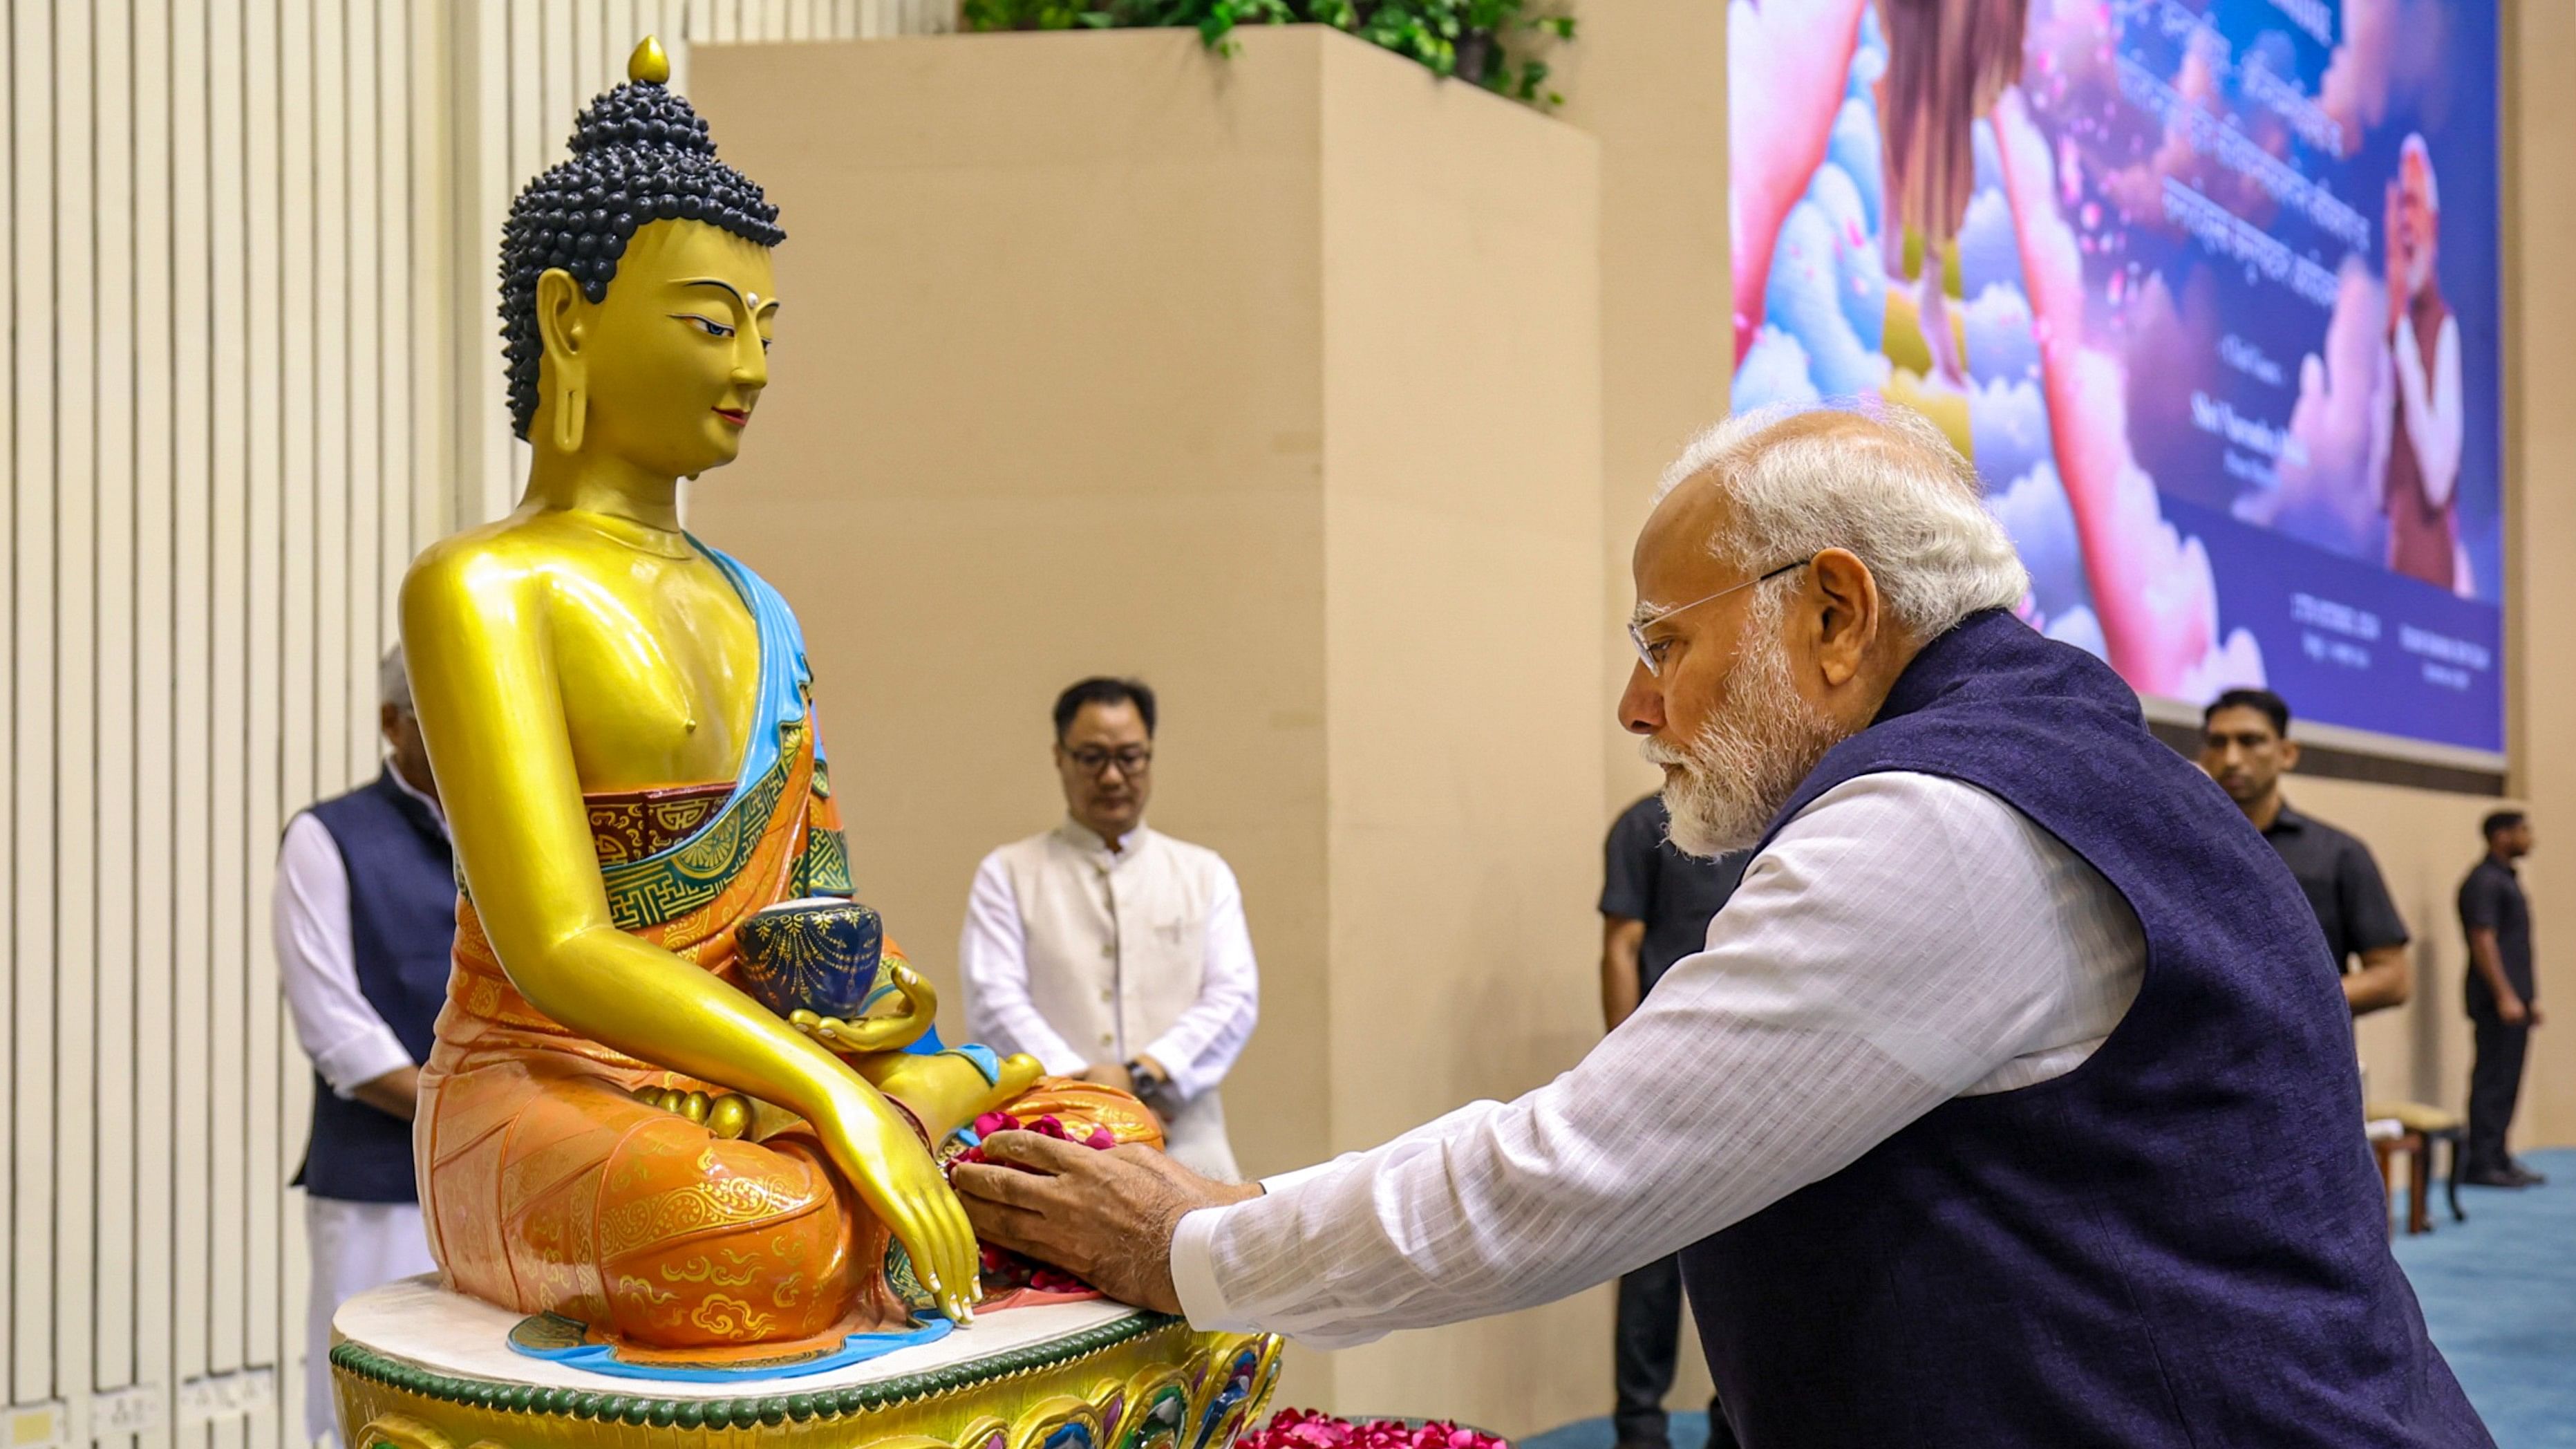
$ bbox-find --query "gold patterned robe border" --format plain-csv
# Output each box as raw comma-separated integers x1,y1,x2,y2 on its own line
590,783,737,866
593,721,802,932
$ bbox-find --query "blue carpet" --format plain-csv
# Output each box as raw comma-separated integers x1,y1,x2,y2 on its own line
2391,1146,2576,1446
1521,1148,2576,1449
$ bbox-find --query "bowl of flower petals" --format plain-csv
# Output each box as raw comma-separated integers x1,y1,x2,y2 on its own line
1241,1409,1510,1449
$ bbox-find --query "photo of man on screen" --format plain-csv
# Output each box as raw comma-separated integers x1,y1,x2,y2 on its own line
2380,133,2466,595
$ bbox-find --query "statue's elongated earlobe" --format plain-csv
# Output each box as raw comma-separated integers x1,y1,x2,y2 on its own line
553,377,586,453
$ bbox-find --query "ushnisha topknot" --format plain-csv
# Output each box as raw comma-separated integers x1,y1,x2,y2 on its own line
497,36,786,440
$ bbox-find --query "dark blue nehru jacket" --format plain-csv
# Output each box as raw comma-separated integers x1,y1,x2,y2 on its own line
296,771,456,1204
1680,611,2487,1448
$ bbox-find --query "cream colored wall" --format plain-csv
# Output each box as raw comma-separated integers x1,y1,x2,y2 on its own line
688,28,1604,1434
1469,2,1738,1421
1554,1,1729,823
683,22,1341,1186
1315,38,1606,1432
2501,0,2574,1150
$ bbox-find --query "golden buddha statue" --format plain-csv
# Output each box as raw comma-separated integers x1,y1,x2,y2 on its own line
399,37,1152,1363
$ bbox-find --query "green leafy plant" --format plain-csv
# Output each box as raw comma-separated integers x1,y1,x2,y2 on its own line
960,0,1577,108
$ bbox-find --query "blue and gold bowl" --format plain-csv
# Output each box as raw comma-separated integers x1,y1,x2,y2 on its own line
736,897,887,1022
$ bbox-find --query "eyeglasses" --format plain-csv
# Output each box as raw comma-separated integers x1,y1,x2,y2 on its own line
1065,746,1153,778
1627,559,1812,677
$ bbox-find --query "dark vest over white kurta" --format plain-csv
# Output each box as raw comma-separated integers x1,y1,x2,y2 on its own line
1680,611,2487,1447
296,772,456,1204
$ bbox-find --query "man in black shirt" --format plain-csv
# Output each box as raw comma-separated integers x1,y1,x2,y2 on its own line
2460,810,2543,1188
2200,689,2412,1015
1599,794,1749,1449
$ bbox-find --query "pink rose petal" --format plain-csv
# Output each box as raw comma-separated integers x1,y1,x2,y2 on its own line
1241,1411,1507,1449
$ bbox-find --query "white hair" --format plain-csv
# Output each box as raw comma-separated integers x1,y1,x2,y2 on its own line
2400,133,2438,214
378,645,413,713
1653,401,2029,639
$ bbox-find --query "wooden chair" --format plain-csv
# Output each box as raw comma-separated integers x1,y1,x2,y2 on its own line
2367,1119,2418,1236
2365,1103,2467,1235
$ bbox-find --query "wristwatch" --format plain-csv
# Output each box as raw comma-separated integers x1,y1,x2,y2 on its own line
1125,1060,1174,1114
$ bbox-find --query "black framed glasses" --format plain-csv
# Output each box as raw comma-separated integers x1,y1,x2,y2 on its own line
1066,747,1152,778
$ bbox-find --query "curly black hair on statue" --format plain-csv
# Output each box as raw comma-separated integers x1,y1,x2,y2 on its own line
497,75,785,440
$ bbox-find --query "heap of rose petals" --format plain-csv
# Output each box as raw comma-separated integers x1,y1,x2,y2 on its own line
1240,1409,1507,1449
960,1110,1120,1157
950,1111,1120,1294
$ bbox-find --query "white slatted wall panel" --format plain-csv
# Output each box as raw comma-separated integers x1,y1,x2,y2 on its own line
1,3,950,1446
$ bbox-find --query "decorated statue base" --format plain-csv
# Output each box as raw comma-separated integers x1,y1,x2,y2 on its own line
333,1278,1281,1449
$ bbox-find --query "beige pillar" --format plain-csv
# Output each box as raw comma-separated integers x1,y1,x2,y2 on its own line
690,28,1606,1432
1554,3,1733,822
1545,4,1733,1419
2504,0,2575,1146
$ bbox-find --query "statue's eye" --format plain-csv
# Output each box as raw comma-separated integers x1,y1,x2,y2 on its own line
673,313,735,339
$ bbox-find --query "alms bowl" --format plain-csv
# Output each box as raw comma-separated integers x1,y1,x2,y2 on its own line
735,897,886,1021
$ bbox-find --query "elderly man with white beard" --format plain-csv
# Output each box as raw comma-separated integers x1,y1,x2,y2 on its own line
955,406,2489,1448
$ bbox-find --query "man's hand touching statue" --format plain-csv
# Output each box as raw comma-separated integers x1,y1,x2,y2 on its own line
953,1131,1261,1314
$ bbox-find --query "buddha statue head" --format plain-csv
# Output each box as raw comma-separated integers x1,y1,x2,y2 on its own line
500,37,787,478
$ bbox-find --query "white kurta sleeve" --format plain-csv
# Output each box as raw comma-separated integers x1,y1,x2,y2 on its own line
958,850,1091,1077
1167,773,2145,1348
1138,860,1259,1103
274,812,417,1096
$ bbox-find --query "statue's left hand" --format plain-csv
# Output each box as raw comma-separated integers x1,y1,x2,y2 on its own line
787,962,939,1054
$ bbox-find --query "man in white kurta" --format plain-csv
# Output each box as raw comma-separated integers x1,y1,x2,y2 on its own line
961,677,1259,1180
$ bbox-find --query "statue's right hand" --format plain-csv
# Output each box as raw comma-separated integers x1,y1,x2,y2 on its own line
814,1084,979,1325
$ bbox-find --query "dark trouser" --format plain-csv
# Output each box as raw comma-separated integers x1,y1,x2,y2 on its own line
2466,1007,2531,1172
1613,1256,1739,1449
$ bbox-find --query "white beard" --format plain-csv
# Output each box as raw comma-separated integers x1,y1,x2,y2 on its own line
2405,241,2434,301
1641,606,1848,859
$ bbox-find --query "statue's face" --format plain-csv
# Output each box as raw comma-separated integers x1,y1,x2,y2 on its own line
547,218,780,477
